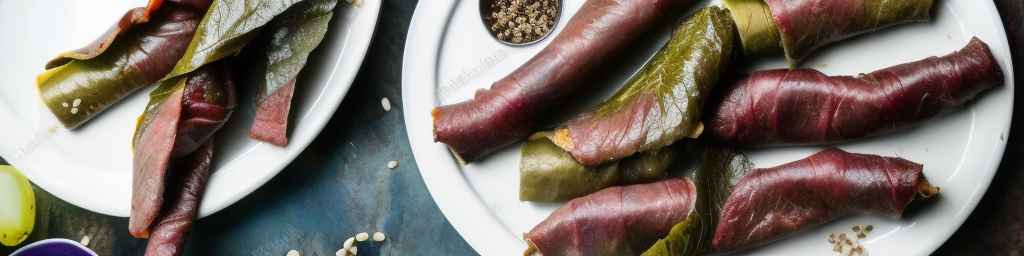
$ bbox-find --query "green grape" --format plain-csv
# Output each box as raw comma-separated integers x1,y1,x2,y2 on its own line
0,165,34,246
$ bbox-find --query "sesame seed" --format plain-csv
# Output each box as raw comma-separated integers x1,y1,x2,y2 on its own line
349,246,358,255
356,232,369,242
61,102,69,108
287,250,300,256
335,248,347,256
387,160,398,169
344,237,355,248
80,235,91,246
372,232,386,242
70,108,79,115
381,97,392,112
73,98,82,107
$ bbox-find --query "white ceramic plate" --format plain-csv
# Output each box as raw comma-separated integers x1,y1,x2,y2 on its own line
0,0,381,217
403,0,1014,255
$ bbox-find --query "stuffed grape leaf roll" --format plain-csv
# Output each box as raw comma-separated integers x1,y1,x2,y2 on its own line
547,6,735,167
130,61,236,238
710,38,1003,146
712,148,939,252
519,135,676,202
37,0,210,128
433,0,691,162
643,144,752,256
524,178,696,256
724,0,934,63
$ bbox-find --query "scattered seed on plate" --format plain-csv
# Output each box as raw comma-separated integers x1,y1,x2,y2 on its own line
387,160,398,169
80,235,91,246
373,232,386,242
344,237,355,248
287,249,301,256
381,97,392,112
356,232,369,242
850,245,866,256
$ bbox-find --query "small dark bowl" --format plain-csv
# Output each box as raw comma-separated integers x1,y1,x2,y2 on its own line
479,0,563,46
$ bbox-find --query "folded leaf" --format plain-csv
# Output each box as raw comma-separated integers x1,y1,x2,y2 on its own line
525,178,697,256
130,78,186,239
145,142,213,256
172,62,237,157
642,213,701,256
250,0,339,146
722,0,780,57
519,135,675,202
712,148,938,252
162,0,305,80
725,0,934,63
709,38,1003,146
37,1,210,128
432,0,692,162
549,6,736,166
130,61,235,238
45,2,158,68
769,0,933,62
643,144,753,256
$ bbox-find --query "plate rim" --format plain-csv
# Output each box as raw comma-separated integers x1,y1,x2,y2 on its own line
192,0,384,218
0,1,383,218
403,1,526,255
403,0,1015,255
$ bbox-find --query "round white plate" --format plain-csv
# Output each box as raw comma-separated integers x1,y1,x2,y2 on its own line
0,0,381,218
403,0,1014,255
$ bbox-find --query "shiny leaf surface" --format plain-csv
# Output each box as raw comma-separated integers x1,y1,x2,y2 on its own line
643,144,752,256
250,0,338,146
37,4,203,128
551,6,736,166
520,135,677,202
163,0,303,79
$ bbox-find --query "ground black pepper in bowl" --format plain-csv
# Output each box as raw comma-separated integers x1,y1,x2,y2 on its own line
482,0,560,45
